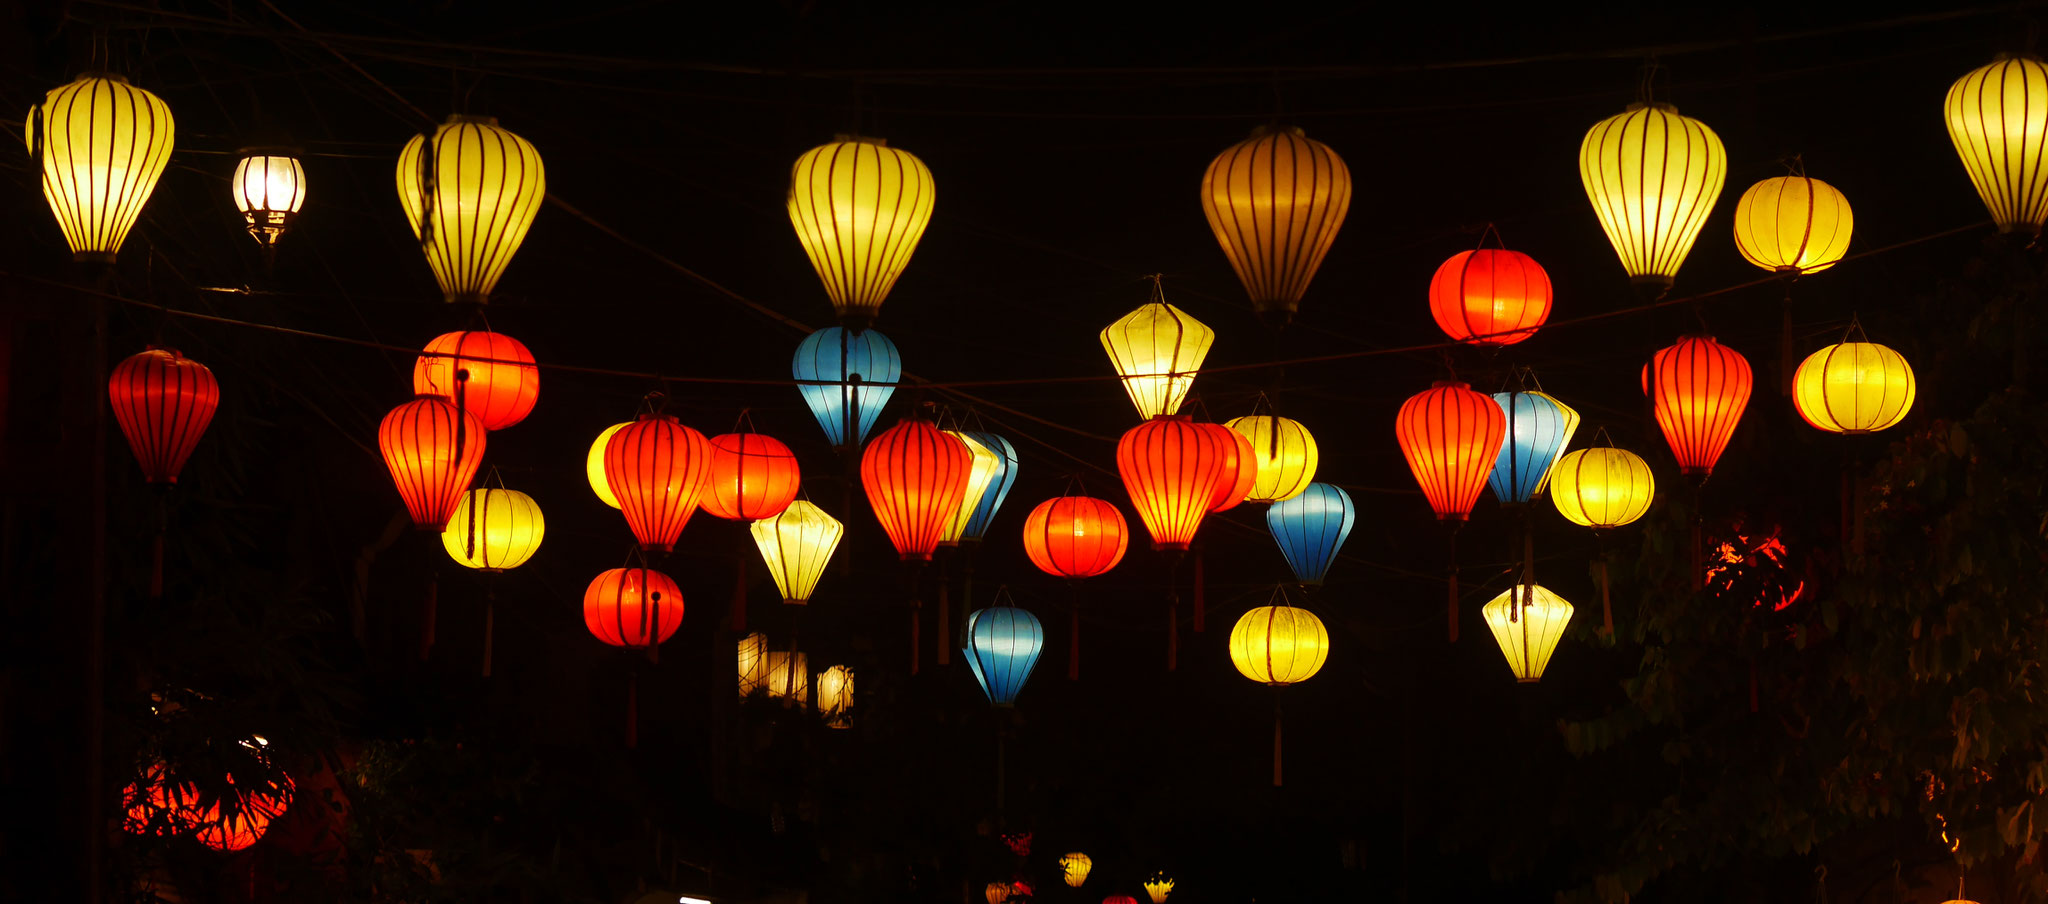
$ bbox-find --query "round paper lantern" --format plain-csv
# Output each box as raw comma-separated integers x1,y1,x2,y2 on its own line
605,413,713,553
109,347,219,485
963,605,1044,706
1100,298,1214,420
1549,447,1656,529
794,327,901,448
1228,604,1329,685
1206,424,1258,512
1266,483,1354,586
395,115,545,304
786,137,936,330
586,423,628,509
1058,852,1093,887
412,330,540,431
861,417,973,561
378,396,487,531
1579,102,1727,290
1487,390,1581,505
1395,382,1506,521
231,150,305,246
1481,584,1574,683
1644,335,1753,478
582,567,684,649
440,488,544,572
985,883,1013,904
1428,248,1552,346
27,73,175,263
816,664,855,728
750,500,844,605
124,760,293,852
701,432,801,521
1224,415,1319,504
1200,125,1352,322
943,431,1018,545
1946,56,2048,235
1792,341,1916,434
1116,416,1232,551
1144,873,1175,903
1022,495,1128,578
1732,174,1853,274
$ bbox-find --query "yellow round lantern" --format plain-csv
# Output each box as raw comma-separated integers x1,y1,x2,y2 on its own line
816,664,854,728
1100,290,1215,421
1481,584,1574,683
1144,872,1175,903
786,136,936,330
232,150,307,247
1792,341,1916,435
1579,102,1727,291
1732,173,1852,274
1058,852,1093,887
440,488,545,572
1548,446,1655,530
1946,56,2048,235
586,423,628,509
750,500,845,605
1228,605,1329,685
1225,415,1318,503
1200,126,1352,323
396,115,546,304
27,73,176,264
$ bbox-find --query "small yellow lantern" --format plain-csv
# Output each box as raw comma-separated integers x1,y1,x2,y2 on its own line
939,431,1001,545
1548,445,1655,530
1579,101,1727,291
1057,852,1092,887
232,150,307,247
786,136,936,330
586,423,629,509
1732,172,1852,274
1946,56,2048,235
1792,339,1916,435
1225,415,1318,503
1481,584,1574,683
396,115,546,304
750,500,844,605
439,488,545,572
1144,872,1174,902
1099,284,1215,421
1228,604,1329,685
27,73,176,263
816,665,854,728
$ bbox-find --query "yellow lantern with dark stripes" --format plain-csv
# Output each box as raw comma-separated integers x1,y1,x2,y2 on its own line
1200,126,1351,323
1579,102,1726,291
396,115,546,304
1225,415,1318,503
1481,584,1573,682
1100,293,1214,421
750,500,844,605
787,137,936,330
1946,56,2048,235
1793,341,1916,434
1548,447,1655,530
27,73,175,263
440,488,545,572
1058,852,1093,887
1732,173,1852,274
1228,605,1328,685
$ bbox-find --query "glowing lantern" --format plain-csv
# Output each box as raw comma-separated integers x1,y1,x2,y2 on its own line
109,347,219,485
1100,294,1214,420
1022,496,1127,578
737,632,767,695
1704,526,1807,613
941,431,1018,545
764,650,809,702
1732,173,1853,274
750,500,844,605
701,433,801,521
604,413,714,553
1144,873,1174,903
786,137,936,329
582,567,683,649
1116,416,1232,551
231,150,305,246
586,423,628,508
124,760,293,852
1058,852,1093,887
1946,56,2048,234
1266,483,1354,586
440,488,544,572
1395,382,1506,521
1481,584,1574,683
27,73,175,263
794,327,901,448
412,330,540,431
1229,603,1329,685
1579,101,1727,290
985,883,1013,904
817,664,854,728
963,604,1044,706
1487,390,1580,505
862,417,973,561
1206,424,1258,512
1792,341,1916,434
378,396,486,531
1428,247,1552,345
1105,897,1140,904
1549,447,1656,529
1200,126,1352,322
1644,335,1753,479
395,115,545,304
1224,415,1318,504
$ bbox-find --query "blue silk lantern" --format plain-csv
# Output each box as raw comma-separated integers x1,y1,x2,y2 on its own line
793,327,901,448
963,605,1043,706
1265,482,1354,586
1487,390,1580,505
955,431,1018,543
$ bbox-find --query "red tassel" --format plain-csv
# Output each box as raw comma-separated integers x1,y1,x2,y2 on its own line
1168,597,1179,671
482,597,494,678
421,575,438,662
1192,551,1206,633
937,580,950,666
1068,605,1080,681
731,553,747,633
149,531,164,599
626,675,639,749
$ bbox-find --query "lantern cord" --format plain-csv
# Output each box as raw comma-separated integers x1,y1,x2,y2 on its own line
420,572,438,662
1596,533,1614,640
1749,659,1759,714
907,563,922,676
1166,552,1184,671
995,717,1007,813
482,585,495,679
730,548,747,634
1446,526,1460,644
149,491,167,599
1779,279,1798,397
937,558,951,668
1690,484,1704,590
1273,693,1284,788
1192,545,1207,633
1068,583,1081,682
626,671,638,750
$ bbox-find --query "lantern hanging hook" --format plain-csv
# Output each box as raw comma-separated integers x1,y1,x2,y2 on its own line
1591,425,1616,449
638,391,668,416
1841,313,1868,344
1635,57,1662,106
731,407,758,434
1474,222,1504,251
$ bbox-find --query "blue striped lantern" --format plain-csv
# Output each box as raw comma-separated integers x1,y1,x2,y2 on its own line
963,605,1043,706
793,327,901,448
952,431,1018,544
1265,483,1355,586
1487,390,1580,505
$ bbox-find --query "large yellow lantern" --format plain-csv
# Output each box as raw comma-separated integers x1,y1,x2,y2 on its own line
1946,56,2048,235
396,115,546,304
1144,872,1174,903
439,488,545,572
1228,604,1329,685
27,73,175,263
585,423,628,508
1200,126,1352,323
1481,584,1573,682
1792,340,1916,434
1225,415,1318,503
1732,173,1852,274
786,137,936,330
1548,445,1655,530
232,150,307,247
749,500,844,605
1579,102,1727,291
1100,291,1215,421
1058,852,1092,887
816,665,854,728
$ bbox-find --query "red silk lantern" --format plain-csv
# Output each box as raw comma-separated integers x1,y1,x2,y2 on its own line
378,396,486,530
582,566,685,648
123,761,293,852
411,330,539,431
1023,496,1128,578
1644,335,1753,478
108,347,220,485
1395,382,1506,521
1116,415,1231,551
604,413,713,553
701,432,801,521
1428,248,1552,346
1205,422,1258,513
860,417,973,561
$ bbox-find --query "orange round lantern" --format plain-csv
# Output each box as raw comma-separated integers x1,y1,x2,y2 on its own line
1428,248,1552,346
411,330,539,431
1643,335,1753,479
124,760,294,852
700,432,801,521
1395,382,1506,521
860,417,974,561
109,347,219,485
1205,422,1258,513
1022,495,1128,578
1116,415,1232,551
378,395,486,530
582,566,685,648
604,413,714,553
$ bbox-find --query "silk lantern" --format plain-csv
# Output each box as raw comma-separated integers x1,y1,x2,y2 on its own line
1022,496,1128,578
583,567,684,649
963,604,1044,706
1116,416,1232,551
1200,126,1352,322
1105,897,1140,904
1792,341,1916,434
786,137,936,330
1100,295,1215,420
231,150,305,246
817,664,855,728
396,115,545,304
605,413,713,553
1230,598,1328,787
1549,446,1656,530
124,760,293,852
109,347,219,485
379,396,486,530
1144,873,1174,903
1488,390,1580,505
27,73,175,263
586,423,628,508
794,327,901,448
1481,584,1574,683
1059,852,1093,887
440,488,544,572
1732,173,1853,274
751,500,844,605
938,431,1001,546
985,883,1013,904
1429,247,1552,345
1206,424,1258,512
1946,56,2048,235
942,430,1018,545
861,417,973,561
1225,415,1318,503
701,433,801,521
412,330,540,431
1395,382,1506,520
1644,336,1753,478
1579,101,1727,290
1266,483,1354,586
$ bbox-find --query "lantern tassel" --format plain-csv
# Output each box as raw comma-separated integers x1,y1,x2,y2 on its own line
1273,697,1284,788
731,552,747,634
1599,560,1614,640
910,598,921,677
1068,600,1081,682
482,589,495,678
149,530,164,600
1446,528,1460,644
1168,593,1179,672
937,567,950,667
1779,284,1796,397
626,672,638,749
1192,549,1206,633
421,574,438,662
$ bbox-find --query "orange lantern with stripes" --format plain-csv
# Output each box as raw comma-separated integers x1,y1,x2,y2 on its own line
604,413,713,553
1205,423,1258,512
411,330,539,431
582,566,684,648
1643,335,1753,479
700,432,801,521
1022,495,1128,579
378,395,486,530
1394,382,1505,521
1116,415,1231,551
1428,246,1552,346
860,417,973,561
109,347,219,485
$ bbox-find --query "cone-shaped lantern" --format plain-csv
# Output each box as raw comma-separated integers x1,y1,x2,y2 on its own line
1265,483,1354,586
396,115,545,304
1116,415,1231,551
1579,101,1726,291
378,396,486,530
109,347,219,485
1481,584,1573,683
412,330,540,431
604,413,713,553
794,327,900,449
231,150,305,246
701,432,801,521
1487,390,1580,505
1100,291,1214,421
1549,446,1656,529
963,601,1044,707
861,417,973,561
28,73,175,263
1395,382,1506,521
1793,341,1916,435
750,500,843,605
440,488,544,572
583,566,684,649
1224,415,1318,504
1022,495,1128,578
1644,335,1752,479
1429,247,1551,346
586,423,628,509
1946,56,2048,235
1200,126,1352,322
941,430,1018,545
786,137,936,330
1732,173,1853,274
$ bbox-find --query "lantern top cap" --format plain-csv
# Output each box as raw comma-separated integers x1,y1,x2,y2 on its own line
72,71,131,84
1430,380,1470,390
140,345,183,356
1245,123,1308,140
1148,413,1195,422
829,133,888,146
443,113,500,126
1622,101,1680,114
636,411,679,423
236,146,303,158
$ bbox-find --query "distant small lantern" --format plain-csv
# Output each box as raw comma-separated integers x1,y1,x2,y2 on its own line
1395,382,1506,521
963,603,1044,707
1487,390,1580,505
1144,873,1175,903
1100,289,1215,421
582,567,684,649
737,632,767,695
1579,100,1727,291
816,664,854,728
440,488,544,572
1945,56,2048,235
1200,126,1352,323
1225,415,1319,504
1549,446,1656,530
1058,852,1093,887
1644,335,1753,479
862,417,973,561
1265,483,1355,586
1117,416,1232,551
939,431,1010,546
1792,339,1916,434
1022,495,1128,579
750,500,844,605
604,413,714,553
124,760,293,852
28,73,176,264
763,649,809,702
396,115,545,304
109,347,220,485
585,423,629,509
1481,584,1574,683
985,882,1013,904
701,432,801,522
794,327,901,449
1205,423,1259,512
412,330,540,431
787,137,936,330
1428,246,1552,346
378,396,486,531
231,150,306,246
1732,172,1853,274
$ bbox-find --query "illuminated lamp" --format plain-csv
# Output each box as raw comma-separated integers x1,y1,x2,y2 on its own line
1579,99,1726,291
1229,596,1328,786
1643,335,1752,479
943,430,1018,545
1792,339,1916,434
986,883,1013,904
860,417,973,561
701,432,801,521
231,150,305,246
817,665,854,728
109,347,219,485
786,136,936,330
1732,172,1853,274
1481,584,1574,683
1265,483,1354,586
1100,289,1214,420
440,488,544,572
1021,496,1127,579
1394,382,1505,520
1205,423,1258,512
412,330,540,431
1058,852,1093,887
1549,446,1656,530
1946,56,2048,234
1200,125,1352,323
963,603,1043,706
27,73,175,263
585,423,629,508
123,759,293,852
1144,873,1174,903
604,413,714,553
396,114,545,304
1224,415,1318,504
1428,245,1551,345
793,326,901,449
1116,416,1231,551
378,396,486,531
750,500,844,605
582,567,684,649
1487,390,1580,505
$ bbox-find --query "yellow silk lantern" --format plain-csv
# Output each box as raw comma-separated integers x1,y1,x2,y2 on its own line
1225,415,1318,503
1732,174,1852,274
1144,872,1174,902
816,665,854,728
585,423,628,509
1058,852,1092,887
396,115,546,304
439,488,545,572
939,431,1000,545
1201,126,1352,322
1946,56,2048,235
786,137,936,330
750,500,844,605
1100,294,1215,421
231,151,306,246
1579,102,1727,290
1549,447,1655,530
1793,341,1916,434
27,73,176,263
1228,605,1329,685
1482,584,1573,682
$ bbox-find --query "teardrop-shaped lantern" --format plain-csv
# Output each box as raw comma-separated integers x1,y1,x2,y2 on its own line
1205,423,1258,513
109,347,219,485
1487,390,1580,505
1644,335,1753,479
1227,603,1329,685
27,73,175,264
1732,173,1853,274
378,396,486,530
942,431,1018,545
938,430,1000,548
582,566,684,649
231,150,305,246
1429,248,1552,346
1579,102,1727,291
1946,56,2048,235
412,330,540,431
786,137,936,330
1100,294,1214,421
750,500,843,605
1058,852,1093,887
963,603,1044,707
816,664,855,728
1116,415,1232,551
1265,483,1355,586
440,488,544,572
794,327,901,449
1200,126,1352,322
396,115,546,304
1022,495,1128,578
1395,382,1505,521
1549,447,1656,529
604,413,714,553
861,417,973,561
586,422,628,509
701,432,801,521
1792,341,1916,435
1224,415,1319,504
1481,584,1573,682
